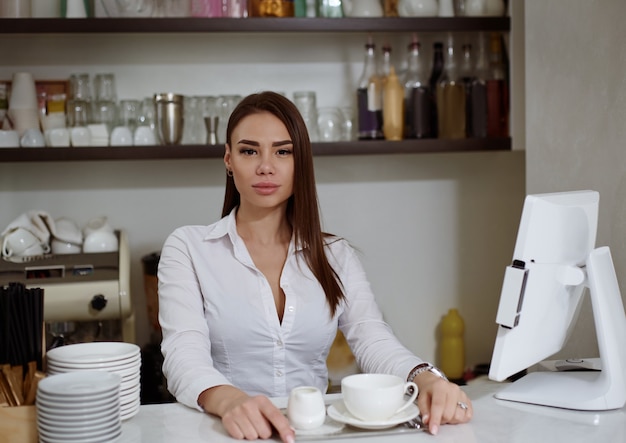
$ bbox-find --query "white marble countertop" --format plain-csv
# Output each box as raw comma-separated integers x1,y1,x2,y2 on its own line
119,379,626,443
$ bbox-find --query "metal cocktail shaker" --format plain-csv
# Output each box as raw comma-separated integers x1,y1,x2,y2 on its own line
154,93,184,145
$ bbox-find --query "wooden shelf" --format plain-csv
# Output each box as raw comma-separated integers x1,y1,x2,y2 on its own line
0,17,510,34
0,16,512,163
0,138,511,162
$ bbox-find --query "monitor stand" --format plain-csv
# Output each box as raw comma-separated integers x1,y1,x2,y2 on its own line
495,246,626,411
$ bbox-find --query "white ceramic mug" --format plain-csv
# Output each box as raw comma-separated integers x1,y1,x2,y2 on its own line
2,228,44,257
55,217,83,244
110,126,133,146
20,128,46,147
0,130,20,148
287,386,326,430
341,373,418,422
341,0,383,17
83,230,118,253
51,239,82,255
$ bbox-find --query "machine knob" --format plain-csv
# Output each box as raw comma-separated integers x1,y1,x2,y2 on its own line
90,294,108,311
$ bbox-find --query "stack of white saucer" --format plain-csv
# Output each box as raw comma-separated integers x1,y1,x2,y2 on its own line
37,371,122,443
46,342,141,420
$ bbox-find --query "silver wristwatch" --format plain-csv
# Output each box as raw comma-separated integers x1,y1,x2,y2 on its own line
407,362,449,383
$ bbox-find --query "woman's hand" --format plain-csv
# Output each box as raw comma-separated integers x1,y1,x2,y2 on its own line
198,385,295,443
413,372,473,435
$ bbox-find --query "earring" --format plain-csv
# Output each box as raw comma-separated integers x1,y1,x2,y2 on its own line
226,169,233,177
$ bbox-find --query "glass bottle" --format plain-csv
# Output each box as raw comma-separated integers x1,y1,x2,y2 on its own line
428,42,444,92
381,43,392,79
428,42,444,136
486,32,509,137
356,37,383,140
403,35,433,138
383,66,404,141
459,43,475,137
436,36,466,139
469,33,489,137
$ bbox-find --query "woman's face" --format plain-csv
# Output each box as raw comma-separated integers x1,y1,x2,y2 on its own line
224,111,295,212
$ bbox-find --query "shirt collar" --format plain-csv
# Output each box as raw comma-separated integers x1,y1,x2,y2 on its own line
203,207,304,252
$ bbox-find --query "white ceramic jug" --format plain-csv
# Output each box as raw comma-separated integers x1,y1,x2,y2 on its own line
342,0,383,17
398,0,438,17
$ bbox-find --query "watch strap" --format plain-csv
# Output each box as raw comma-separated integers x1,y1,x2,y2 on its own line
407,362,449,383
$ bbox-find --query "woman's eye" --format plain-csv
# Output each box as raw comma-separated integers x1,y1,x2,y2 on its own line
239,148,257,155
277,148,293,156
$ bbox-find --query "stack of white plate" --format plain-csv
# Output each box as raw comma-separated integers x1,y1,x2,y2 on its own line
46,342,141,421
37,371,122,443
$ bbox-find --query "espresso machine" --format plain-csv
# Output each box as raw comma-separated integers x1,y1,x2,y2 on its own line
0,230,134,347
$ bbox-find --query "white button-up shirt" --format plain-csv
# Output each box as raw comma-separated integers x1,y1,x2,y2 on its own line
158,209,423,410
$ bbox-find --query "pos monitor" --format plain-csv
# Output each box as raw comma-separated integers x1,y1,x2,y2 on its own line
488,190,626,410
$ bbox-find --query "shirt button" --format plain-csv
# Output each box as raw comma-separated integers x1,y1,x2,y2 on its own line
288,306,295,312
276,370,283,377
276,339,283,347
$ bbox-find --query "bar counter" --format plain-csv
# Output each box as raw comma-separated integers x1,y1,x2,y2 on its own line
119,379,626,442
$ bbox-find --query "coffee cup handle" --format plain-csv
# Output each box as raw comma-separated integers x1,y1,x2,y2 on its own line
396,382,419,414
1,236,13,257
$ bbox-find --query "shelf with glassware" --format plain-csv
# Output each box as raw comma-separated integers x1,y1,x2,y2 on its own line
0,16,512,162
0,137,511,162
0,17,509,34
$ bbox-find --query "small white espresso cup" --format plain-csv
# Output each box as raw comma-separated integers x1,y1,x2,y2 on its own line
341,373,418,422
287,386,326,430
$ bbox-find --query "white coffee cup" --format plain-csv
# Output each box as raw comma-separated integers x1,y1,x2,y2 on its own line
0,130,20,148
2,228,43,257
84,216,113,237
45,128,71,147
287,386,326,430
133,126,157,145
341,374,418,422
51,239,82,255
110,126,133,146
55,217,83,244
83,230,118,253
20,128,46,147
70,126,91,147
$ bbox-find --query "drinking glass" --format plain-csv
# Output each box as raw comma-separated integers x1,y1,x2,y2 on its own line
94,73,117,102
182,96,206,145
317,107,343,142
292,91,319,142
119,99,141,133
216,94,242,144
69,73,91,101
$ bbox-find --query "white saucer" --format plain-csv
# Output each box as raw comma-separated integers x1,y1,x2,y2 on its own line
327,401,420,430
46,342,140,364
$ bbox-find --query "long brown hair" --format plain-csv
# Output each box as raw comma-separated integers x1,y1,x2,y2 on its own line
222,91,345,317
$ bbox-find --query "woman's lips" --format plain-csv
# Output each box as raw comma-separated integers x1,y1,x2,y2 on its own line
252,183,280,195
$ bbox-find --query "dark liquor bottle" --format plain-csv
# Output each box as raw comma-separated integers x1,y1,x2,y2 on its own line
486,32,509,137
357,36,383,140
428,42,444,137
436,36,466,139
459,43,475,137
469,33,489,138
404,34,434,138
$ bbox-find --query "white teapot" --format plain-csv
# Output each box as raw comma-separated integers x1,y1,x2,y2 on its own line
342,0,383,17
398,0,438,17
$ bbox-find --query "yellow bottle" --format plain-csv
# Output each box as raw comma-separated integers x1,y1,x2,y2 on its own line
383,66,404,141
439,308,465,380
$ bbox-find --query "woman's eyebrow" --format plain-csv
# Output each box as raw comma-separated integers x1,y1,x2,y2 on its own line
235,139,293,147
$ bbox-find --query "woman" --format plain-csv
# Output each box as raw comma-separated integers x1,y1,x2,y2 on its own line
158,91,472,443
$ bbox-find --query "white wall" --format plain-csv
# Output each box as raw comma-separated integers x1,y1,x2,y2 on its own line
0,27,525,369
525,0,626,358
